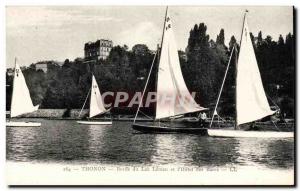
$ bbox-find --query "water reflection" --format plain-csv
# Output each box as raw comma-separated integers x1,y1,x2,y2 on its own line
151,134,195,165
86,122,157,164
85,124,108,159
6,119,294,169
234,138,294,169
190,137,240,167
7,125,40,162
263,139,294,169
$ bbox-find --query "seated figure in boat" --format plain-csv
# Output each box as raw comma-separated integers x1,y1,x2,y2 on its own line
200,112,207,121
246,123,261,131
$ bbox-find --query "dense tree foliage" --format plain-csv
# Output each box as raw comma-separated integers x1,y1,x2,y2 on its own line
184,24,228,106
6,24,295,118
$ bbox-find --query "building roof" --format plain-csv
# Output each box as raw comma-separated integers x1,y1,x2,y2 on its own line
84,39,113,50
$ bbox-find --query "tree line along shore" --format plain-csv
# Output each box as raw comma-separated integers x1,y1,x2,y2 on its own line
6,23,295,119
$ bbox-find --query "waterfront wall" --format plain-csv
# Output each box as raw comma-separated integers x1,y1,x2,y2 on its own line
7,109,89,118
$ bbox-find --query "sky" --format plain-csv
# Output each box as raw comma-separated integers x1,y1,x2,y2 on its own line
6,6,293,68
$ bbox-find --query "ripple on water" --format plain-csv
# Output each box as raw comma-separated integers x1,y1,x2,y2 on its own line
6,119,294,169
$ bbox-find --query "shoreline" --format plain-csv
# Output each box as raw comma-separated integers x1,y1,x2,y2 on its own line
5,109,295,120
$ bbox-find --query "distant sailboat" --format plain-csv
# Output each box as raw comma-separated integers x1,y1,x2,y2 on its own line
208,11,293,138
6,58,41,127
132,7,208,134
77,75,112,125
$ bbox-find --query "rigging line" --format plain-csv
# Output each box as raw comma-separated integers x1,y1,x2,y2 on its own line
209,46,235,128
133,50,158,123
266,93,280,109
10,57,17,119
271,120,281,132
265,94,288,128
216,114,226,122
78,88,91,118
139,110,154,120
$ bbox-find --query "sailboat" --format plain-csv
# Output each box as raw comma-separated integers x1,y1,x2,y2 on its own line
76,75,112,125
6,58,41,127
132,7,208,134
208,11,293,138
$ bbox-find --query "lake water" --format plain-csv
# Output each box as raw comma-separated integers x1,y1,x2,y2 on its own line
6,118,294,170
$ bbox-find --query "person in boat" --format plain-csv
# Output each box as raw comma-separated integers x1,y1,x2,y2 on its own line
200,112,207,121
197,112,208,127
247,122,260,131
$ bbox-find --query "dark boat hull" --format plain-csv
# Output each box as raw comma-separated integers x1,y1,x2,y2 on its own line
132,123,208,135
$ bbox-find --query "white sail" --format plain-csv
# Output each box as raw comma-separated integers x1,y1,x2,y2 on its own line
10,62,39,117
89,75,106,118
155,11,206,120
236,16,275,125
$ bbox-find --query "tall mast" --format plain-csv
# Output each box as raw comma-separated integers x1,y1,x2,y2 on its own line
159,6,169,53
235,10,248,130
239,10,248,49
133,50,158,123
10,57,17,119
154,6,168,123
133,7,168,124
234,45,238,130
209,47,235,128
78,87,91,118
88,74,93,118
153,44,159,122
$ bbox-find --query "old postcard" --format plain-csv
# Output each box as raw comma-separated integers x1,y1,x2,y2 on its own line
5,6,295,186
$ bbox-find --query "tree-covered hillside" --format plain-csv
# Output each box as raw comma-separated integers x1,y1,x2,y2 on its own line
6,24,295,118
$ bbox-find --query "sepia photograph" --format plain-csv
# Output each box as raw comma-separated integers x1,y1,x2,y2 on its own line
5,5,295,186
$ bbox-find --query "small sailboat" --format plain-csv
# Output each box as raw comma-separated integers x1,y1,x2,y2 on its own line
6,58,41,127
208,11,293,138
77,75,112,125
132,7,208,134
